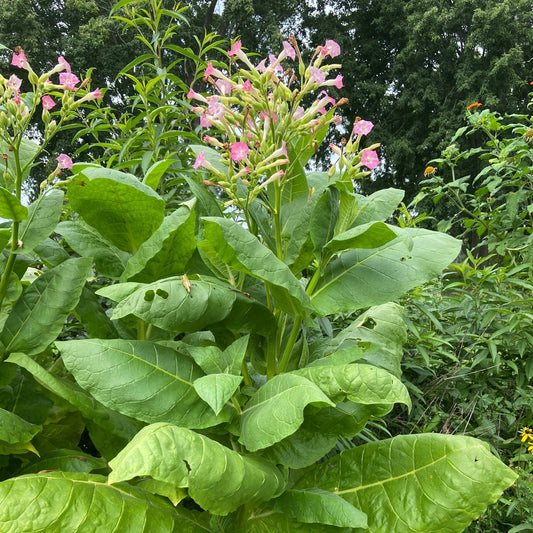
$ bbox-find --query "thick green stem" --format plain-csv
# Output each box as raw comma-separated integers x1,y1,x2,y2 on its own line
0,222,19,312
277,315,302,374
277,266,323,374
273,181,283,259
266,332,278,380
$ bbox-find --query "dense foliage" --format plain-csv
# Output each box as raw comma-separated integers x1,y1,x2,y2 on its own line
397,101,533,531
0,1,527,532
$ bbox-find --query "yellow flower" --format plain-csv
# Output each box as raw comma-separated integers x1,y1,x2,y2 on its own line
520,427,533,442
424,166,436,177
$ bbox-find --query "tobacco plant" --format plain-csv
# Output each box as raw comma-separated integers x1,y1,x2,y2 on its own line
0,2,518,532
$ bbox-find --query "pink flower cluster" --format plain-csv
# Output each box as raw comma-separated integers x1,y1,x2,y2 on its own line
9,50,103,112
4,49,105,172
187,37,347,201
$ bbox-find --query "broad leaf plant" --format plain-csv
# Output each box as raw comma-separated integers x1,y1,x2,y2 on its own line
0,2,517,532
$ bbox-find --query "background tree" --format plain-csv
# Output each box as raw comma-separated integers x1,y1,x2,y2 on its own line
1,0,532,201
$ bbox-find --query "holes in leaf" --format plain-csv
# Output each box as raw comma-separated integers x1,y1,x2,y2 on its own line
360,317,376,329
144,290,155,301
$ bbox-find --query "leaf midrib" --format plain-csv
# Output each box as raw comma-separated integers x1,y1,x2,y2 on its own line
334,444,485,495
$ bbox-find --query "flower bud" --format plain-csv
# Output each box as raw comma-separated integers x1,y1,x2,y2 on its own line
5,99,18,116
46,120,58,137
28,71,39,85
0,112,8,130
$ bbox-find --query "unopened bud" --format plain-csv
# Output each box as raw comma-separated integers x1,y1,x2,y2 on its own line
0,112,8,129
5,99,18,116
46,120,58,137
28,71,39,85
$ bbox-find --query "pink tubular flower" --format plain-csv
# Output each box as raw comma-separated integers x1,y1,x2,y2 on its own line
360,149,380,170
256,59,267,73
90,88,103,99
268,54,284,74
259,110,278,122
7,74,22,91
230,142,249,161
228,40,242,56
283,41,296,61
56,153,73,169
321,39,341,58
216,79,232,95
207,96,225,120
58,56,71,73
353,120,374,136
310,67,326,85
42,95,56,110
293,106,304,120
59,72,80,90
11,51,28,69
204,62,215,77
333,75,343,89
193,151,206,169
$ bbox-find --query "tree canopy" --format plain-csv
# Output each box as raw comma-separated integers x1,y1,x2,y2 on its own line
1,0,532,200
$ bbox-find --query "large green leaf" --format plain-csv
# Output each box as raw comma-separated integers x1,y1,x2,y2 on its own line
311,228,461,315
186,335,249,375
111,276,236,333
240,512,352,532
282,196,316,273
240,374,334,452
16,189,64,254
323,222,398,257
263,423,338,469
350,188,405,226
66,168,165,253
0,408,41,445
184,176,223,218
18,449,107,475
0,138,39,189
121,204,197,282
193,374,242,415
55,339,231,428
295,433,518,533
0,472,208,532
6,352,142,442
109,423,286,516
200,217,311,316
273,488,367,529
0,257,92,356
74,287,118,339
57,221,129,278
0,267,22,332
295,363,411,409
0,186,28,222
309,186,339,262
326,302,407,377
0,369,53,424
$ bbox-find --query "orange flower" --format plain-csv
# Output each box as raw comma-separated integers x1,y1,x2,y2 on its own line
530,81,533,85
467,102,482,110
